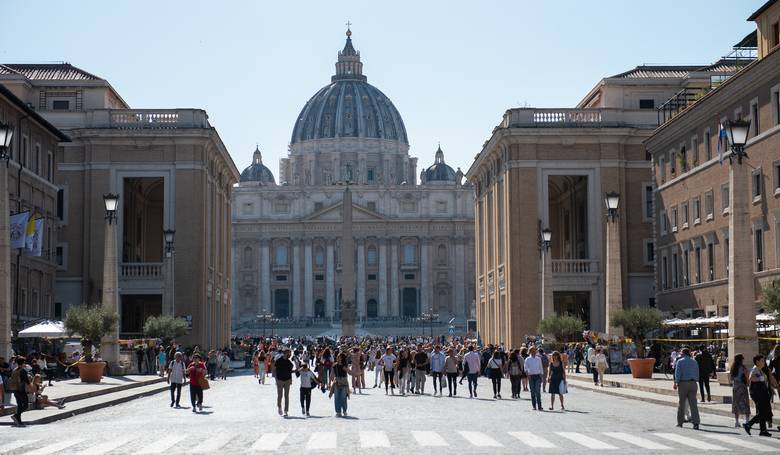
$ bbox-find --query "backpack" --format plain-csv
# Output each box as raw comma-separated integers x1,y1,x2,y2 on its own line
8,368,21,392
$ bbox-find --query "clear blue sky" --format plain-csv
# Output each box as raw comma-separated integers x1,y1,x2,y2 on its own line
1,1,756,176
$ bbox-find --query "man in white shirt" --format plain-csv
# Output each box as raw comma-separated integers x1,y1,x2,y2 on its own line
167,352,186,408
380,348,397,395
463,345,482,398
524,347,543,410
429,346,446,396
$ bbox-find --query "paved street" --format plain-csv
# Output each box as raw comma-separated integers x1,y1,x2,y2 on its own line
2,370,780,454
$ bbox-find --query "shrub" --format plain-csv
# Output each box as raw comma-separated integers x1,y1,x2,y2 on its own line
610,307,663,358
143,315,188,345
538,314,586,343
64,304,118,362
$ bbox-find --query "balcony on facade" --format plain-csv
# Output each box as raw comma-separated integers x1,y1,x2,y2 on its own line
119,262,165,291
499,108,659,130
39,108,211,130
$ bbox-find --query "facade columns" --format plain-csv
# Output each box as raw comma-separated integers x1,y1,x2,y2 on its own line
390,240,399,317
357,240,366,320
100,219,120,370
728,160,758,360
378,240,388,317
420,237,430,313
304,240,313,317
455,237,466,319
326,241,335,317
605,214,623,337
0,165,11,359
292,240,302,318
260,240,271,313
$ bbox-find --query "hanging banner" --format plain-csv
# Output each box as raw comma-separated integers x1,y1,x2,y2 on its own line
27,218,44,257
9,211,29,249
24,216,35,251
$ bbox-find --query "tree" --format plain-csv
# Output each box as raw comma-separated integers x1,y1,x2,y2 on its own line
610,307,663,358
538,314,586,343
761,279,780,319
64,304,118,362
143,315,188,345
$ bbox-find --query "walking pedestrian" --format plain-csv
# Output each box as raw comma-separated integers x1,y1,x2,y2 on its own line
430,345,446,396
158,347,167,377
444,348,459,397
186,353,207,413
539,348,549,393
594,347,608,386
330,353,351,417
218,351,230,380
695,346,715,402
275,349,294,417
487,350,505,399
743,354,773,437
397,348,411,396
548,351,566,410
258,350,267,385
8,357,31,426
372,350,383,388
574,344,583,374
673,347,700,429
167,352,186,408
380,347,396,395
525,346,543,410
463,345,481,398
295,363,320,417
413,347,428,394
730,353,751,428
508,350,524,399
520,347,529,392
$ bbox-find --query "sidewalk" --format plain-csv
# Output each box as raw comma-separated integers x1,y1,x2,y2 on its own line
1,375,168,425
566,371,780,418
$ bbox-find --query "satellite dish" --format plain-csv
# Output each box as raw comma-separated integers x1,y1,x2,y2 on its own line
448,317,455,324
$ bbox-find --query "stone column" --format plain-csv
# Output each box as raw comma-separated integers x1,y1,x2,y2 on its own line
0,165,11,360
378,240,388,316
292,240,302,318
455,237,466,319
261,240,271,313
605,217,624,337
729,159,758,361
100,220,120,371
420,238,430,313
390,240,399,317
357,240,366,320
326,241,335,317
304,240,313,317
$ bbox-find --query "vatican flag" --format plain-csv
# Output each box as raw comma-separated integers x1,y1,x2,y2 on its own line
27,218,44,257
24,216,36,252
9,211,29,249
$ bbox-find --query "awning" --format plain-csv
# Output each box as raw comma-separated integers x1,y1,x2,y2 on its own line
17,320,67,338
663,313,777,328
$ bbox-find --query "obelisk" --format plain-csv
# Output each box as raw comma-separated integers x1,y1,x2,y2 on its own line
341,185,356,336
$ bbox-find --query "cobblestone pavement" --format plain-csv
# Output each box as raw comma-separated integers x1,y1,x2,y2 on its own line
1,370,779,454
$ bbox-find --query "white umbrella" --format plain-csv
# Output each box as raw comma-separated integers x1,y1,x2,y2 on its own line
18,320,67,338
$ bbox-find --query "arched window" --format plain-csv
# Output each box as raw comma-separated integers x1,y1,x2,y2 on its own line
367,299,378,318
243,246,253,269
275,245,288,265
314,299,325,318
403,244,416,265
367,246,378,266
315,247,325,267
437,244,447,265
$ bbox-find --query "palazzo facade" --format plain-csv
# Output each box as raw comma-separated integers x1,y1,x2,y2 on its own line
232,30,475,330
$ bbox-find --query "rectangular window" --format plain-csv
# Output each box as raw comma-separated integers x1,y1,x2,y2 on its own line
661,211,668,234
681,201,689,226
772,22,779,48
705,130,712,161
34,144,41,174
692,197,701,223
705,191,714,219
662,256,669,289
315,274,324,281
753,170,762,199
367,273,377,281
671,206,678,231
695,247,702,284
47,152,53,181
21,136,28,168
774,89,780,126
672,253,678,288
644,240,655,265
367,168,375,182
756,229,764,272
52,100,70,110
692,137,699,166
639,99,655,109
275,275,287,281
313,202,323,212
670,152,676,175
679,146,688,172
751,99,760,136
684,250,690,286
403,273,415,280
721,184,730,212
659,156,666,183
707,242,715,281
643,184,654,221
774,162,780,192
725,237,730,276
56,189,64,220
367,201,376,212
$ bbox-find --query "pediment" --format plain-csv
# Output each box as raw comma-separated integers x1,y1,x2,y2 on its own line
304,202,386,222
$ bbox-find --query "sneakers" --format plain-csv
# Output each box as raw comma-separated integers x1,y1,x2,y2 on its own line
343,411,348,417
284,412,288,417
302,407,306,415
336,412,342,417
278,407,283,416
759,431,772,437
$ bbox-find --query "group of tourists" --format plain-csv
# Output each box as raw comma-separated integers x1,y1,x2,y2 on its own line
1,355,66,427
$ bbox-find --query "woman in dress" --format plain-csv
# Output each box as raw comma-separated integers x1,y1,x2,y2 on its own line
730,353,751,428
547,351,566,410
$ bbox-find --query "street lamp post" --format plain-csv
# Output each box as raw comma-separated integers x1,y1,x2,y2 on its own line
604,191,623,337
101,193,121,372
163,229,176,317
539,225,552,321
0,122,13,360
420,308,439,338
725,118,757,362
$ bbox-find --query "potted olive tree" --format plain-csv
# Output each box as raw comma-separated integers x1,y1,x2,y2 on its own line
143,315,188,346
538,314,586,345
610,307,663,378
64,304,118,383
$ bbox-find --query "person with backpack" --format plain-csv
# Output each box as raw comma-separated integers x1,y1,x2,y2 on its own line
167,352,186,408
9,357,31,426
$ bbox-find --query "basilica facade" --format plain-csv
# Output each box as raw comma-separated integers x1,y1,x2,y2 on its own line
231,30,475,330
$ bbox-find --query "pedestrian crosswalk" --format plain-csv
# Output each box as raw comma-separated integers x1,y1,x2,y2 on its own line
4,430,780,453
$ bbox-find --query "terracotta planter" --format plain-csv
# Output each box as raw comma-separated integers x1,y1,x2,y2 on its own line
627,358,656,378
78,361,106,383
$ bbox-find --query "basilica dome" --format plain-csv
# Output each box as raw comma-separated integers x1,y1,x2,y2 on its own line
290,29,408,146
422,145,460,184
240,147,276,185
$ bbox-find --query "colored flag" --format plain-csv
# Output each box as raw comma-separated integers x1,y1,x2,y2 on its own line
717,122,727,164
27,218,44,257
9,211,29,249
24,216,36,252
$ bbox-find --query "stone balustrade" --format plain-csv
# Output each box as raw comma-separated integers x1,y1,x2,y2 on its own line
501,108,658,129
551,259,599,274
81,109,211,129
120,262,163,279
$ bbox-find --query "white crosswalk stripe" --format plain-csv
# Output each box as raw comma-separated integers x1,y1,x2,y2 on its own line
192,433,234,453
3,440,37,453
458,431,502,447
21,439,86,455
411,430,448,447
249,433,288,452
700,433,778,452
360,431,390,448
654,433,730,451
306,432,337,450
70,436,135,455
556,432,618,449
508,431,557,448
138,435,188,454
603,432,672,450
